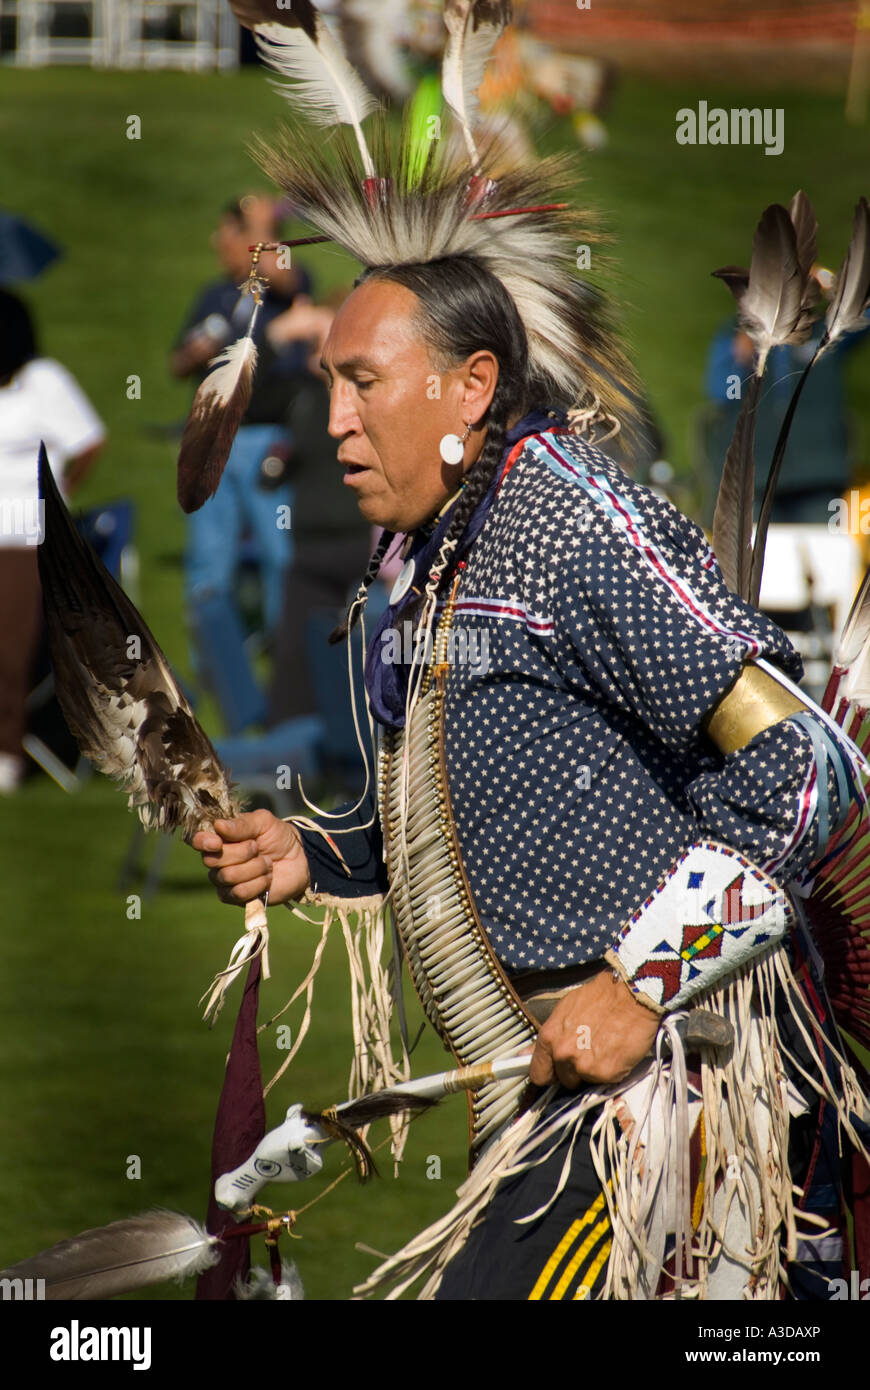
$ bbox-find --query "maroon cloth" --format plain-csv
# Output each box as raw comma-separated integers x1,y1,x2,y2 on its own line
0,548,41,758
196,955,266,1300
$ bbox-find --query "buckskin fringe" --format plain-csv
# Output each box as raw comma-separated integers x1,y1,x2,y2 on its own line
354,940,870,1300
266,891,412,1167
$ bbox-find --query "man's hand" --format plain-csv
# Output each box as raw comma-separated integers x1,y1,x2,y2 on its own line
529,969,660,1089
191,810,311,907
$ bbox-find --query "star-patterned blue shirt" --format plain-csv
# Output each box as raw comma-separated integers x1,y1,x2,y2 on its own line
298,428,846,984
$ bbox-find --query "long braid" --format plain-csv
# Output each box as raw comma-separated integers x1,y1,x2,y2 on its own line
329,527,396,645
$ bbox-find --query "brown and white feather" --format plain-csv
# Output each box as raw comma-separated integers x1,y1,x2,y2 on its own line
825,196,870,347
37,446,238,839
442,0,512,169
177,332,258,514
229,0,378,175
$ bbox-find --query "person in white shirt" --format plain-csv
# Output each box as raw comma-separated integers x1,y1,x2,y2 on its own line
0,289,105,791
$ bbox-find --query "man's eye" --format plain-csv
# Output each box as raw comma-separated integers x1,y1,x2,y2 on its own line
355,378,375,391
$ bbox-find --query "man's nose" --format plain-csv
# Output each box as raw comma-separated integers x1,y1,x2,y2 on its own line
327,379,360,439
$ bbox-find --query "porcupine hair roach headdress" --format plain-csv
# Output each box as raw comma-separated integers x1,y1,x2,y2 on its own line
177,0,637,624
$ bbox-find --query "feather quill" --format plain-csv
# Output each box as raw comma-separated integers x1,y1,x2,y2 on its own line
229,0,377,176
0,1211,220,1300
177,309,259,515
824,196,870,347
442,0,512,171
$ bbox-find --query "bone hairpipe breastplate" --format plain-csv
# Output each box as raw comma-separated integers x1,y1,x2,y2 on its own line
380,672,537,1155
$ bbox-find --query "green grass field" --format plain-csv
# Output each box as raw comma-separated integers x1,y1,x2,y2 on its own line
0,66,868,1299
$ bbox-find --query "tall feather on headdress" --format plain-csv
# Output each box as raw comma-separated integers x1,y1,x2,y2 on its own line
37,445,267,1022
441,0,513,171
338,0,412,104
228,0,378,176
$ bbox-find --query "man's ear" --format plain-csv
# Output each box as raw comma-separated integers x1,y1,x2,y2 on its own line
461,350,500,423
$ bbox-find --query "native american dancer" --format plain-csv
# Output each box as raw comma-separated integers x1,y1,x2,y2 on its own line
179,0,870,1303
16,1,869,1302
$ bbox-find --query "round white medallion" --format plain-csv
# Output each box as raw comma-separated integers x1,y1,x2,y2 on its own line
389,557,416,605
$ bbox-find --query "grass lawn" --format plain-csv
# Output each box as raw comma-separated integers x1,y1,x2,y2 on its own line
0,65,867,1298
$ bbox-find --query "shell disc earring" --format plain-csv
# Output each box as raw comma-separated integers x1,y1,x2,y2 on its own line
439,422,472,466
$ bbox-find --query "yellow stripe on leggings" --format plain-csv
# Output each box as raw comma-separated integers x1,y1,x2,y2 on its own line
550,1216,611,1300
527,1190,607,1301
572,1239,612,1299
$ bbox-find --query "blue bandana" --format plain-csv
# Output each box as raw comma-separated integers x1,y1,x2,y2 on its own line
364,410,558,729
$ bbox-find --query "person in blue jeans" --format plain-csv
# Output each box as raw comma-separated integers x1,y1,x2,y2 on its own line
172,197,331,645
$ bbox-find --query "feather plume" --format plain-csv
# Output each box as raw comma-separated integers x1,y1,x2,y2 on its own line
712,202,816,376
37,446,238,836
789,189,818,280
229,0,377,176
339,0,412,103
177,327,258,515
254,124,637,429
442,0,512,170
824,196,870,347
0,1211,220,1300
711,374,760,599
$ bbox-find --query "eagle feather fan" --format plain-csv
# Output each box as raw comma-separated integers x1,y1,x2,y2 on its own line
37,445,267,1022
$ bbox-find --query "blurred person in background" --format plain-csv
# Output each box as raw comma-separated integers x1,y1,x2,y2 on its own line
703,312,870,528
171,196,328,646
0,288,105,792
267,286,374,727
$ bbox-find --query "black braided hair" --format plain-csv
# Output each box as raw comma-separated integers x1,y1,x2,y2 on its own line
337,254,531,631
329,526,396,644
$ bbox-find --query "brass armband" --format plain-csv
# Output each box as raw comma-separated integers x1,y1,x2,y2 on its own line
704,663,806,755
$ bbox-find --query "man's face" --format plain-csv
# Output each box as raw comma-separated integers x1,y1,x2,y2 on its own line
320,279,473,532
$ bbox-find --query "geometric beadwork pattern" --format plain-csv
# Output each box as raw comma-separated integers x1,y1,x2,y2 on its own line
609,840,793,1010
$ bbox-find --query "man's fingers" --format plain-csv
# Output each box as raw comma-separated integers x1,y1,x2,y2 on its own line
212,812,274,842
208,856,272,891
191,830,222,852
200,839,260,870
528,1039,556,1087
215,873,272,907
